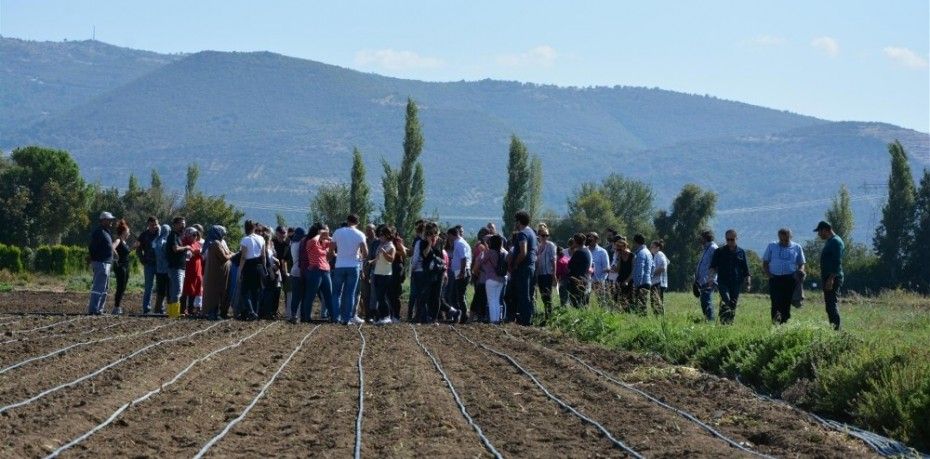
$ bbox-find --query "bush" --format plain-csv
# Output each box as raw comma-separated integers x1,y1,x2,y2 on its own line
0,244,24,273
34,245,87,275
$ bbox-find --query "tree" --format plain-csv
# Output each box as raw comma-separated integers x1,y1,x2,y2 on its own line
873,141,917,287
349,147,373,226
907,170,930,293
275,213,288,229
599,173,655,237
502,135,531,236
393,98,425,239
654,184,717,290
826,184,854,244
563,187,622,238
380,159,398,225
0,146,88,246
308,183,351,230
150,169,163,189
185,163,200,198
527,154,543,222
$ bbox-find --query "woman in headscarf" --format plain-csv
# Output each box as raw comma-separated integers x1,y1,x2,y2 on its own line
181,226,204,317
152,224,171,314
203,225,232,320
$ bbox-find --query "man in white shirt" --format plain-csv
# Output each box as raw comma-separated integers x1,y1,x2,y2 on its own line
649,240,669,315
330,214,368,324
588,232,610,289
448,226,471,323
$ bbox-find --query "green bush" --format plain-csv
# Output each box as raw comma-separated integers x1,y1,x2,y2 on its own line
34,245,87,275
0,244,24,273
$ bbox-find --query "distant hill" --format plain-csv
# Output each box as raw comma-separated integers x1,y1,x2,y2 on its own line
2,37,928,249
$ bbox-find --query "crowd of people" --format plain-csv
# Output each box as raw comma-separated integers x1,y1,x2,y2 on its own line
86,210,845,329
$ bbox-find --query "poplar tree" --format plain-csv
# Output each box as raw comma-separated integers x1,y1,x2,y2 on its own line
502,135,530,236
393,98,425,239
527,154,543,222
381,159,398,225
873,141,916,287
349,147,372,226
826,184,854,244
907,170,930,293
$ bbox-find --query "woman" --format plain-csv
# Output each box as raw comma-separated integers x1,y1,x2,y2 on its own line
181,227,203,317
611,237,634,310
388,228,407,321
556,244,570,307
480,234,508,324
469,227,489,322
153,224,171,314
203,225,232,320
567,233,592,307
417,222,449,323
286,227,306,322
370,225,396,324
111,219,131,315
237,220,265,320
301,223,333,323
259,231,282,319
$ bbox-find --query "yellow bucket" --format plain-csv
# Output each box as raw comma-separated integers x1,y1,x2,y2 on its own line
167,302,181,319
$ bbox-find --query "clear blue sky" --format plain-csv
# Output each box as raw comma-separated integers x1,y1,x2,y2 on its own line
2,0,928,132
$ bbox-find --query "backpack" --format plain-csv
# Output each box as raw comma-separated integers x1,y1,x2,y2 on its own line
494,250,509,278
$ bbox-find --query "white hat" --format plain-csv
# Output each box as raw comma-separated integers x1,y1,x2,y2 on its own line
99,211,115,220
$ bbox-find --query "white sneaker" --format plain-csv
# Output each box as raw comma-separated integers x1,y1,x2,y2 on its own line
349,316,364,325
377,317,392,325
111,307,123,315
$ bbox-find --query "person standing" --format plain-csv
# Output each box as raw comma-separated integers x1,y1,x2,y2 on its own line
111,219,131,315
762,228,806,324
153,224,171,314
181,227,203,317
237,220,264,320
510,211,538,325
272,226,291,317
134,217,160,314
330,214,368,325
707,229,751,324
481,235,508,324
816,221,845,330
588,233,610,293
469,228,490,321
407,220,426,322
203,226,232,320
630,234,654,315
300,223,333,323
286,227,306,322
370,225,396,324
165,216,191,316
388,231,407,321
535,224,557,322
649,240,669,315
694,230,718,321
418,222,449,323
556,245,570,307
359,224,379,322
566,233,592,308
449,227,472,323
610,237,633,309
87,212,116,315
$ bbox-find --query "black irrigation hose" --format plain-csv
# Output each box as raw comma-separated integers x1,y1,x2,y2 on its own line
734,376,926,458
354,324,367,459
409,325,504,459
498,328,771,458
451,326,644,459
1,311,168,318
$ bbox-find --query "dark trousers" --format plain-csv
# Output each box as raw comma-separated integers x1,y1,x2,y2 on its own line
536,274,554,320
451,275,470,323
408,271,424,321
372,274,392,320
260,286,281,319
824,278,843,330
238,259,262,320
113,264,129,309
718,281,742,324
631,285,650,315
470,282,487,321
512,267,535,325
419,278,449,323
650,284,665,315
769,274,796,323
154,273,169,313
389,274,404,320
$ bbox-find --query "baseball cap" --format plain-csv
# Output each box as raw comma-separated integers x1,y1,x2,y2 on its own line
99,211,115,220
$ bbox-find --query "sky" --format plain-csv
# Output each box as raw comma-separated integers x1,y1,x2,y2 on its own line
1,1,928,132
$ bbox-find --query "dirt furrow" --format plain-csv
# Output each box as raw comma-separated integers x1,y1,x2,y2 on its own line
503,326,876,458
0,318,151,367
417,326,624,458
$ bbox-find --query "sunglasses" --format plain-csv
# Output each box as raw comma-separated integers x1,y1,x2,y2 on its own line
726,238,736,241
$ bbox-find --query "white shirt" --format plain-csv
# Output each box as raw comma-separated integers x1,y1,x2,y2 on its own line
332,226,367,269
451,237,471,276
239,234,265,260
653,251,669,288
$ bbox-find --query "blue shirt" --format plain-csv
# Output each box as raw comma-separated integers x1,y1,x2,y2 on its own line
590,245,610,282
632,246,653,287
762,241,806,276
515,227,538,270
88,226,113,263
695,242,718,283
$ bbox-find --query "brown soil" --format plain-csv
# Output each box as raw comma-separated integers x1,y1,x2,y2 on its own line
0,291,877,457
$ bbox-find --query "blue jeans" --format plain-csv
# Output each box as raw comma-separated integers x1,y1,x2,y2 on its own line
302,269,333,322
512,266,535,325
332,267,360,323
87,261,111,315
700,287,715,321
288,274,304,320
142,264,156,313
168,268,186,303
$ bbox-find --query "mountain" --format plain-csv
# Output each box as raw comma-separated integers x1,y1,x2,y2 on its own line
2,37,928,250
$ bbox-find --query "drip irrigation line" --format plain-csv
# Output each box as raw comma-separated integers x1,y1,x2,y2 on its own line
0,323,169,375
10,316,88,334
354,324,367,459
192,324,320,459
1,321,124,346
498,328,770,458
451,326,643,459
44,322,278,459
0,321,219,415
409,325,503,459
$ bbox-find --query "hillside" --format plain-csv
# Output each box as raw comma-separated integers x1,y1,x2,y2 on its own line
2,38,928,249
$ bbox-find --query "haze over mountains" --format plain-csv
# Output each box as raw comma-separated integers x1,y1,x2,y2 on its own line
2,36,928,249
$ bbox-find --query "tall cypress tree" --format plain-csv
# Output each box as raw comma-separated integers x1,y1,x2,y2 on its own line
185,163,199,198
349,147,372,226
826,184,854,244
907,170,930,293
380,160,398,225
873,141,916,287
502,135,531,236
527,154,543,222
394,98,425,239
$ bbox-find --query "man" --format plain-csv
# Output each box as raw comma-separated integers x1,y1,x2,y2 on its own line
604,228,618,265
649,240,669,315
331,214,368,324
87,211,116,315
407,220,425,321
535,224,558,322
510,210,537,325
449,227,472,323
762,228,806,324
588,232,610,291
630,234,654,315
135,216,160,314
707,229,751,324
271,226,291,318
816,221,845,330
360,223,379,322
694,230,718,321
165,216,191,314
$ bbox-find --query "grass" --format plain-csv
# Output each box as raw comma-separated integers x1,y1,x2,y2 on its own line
545,290,930,453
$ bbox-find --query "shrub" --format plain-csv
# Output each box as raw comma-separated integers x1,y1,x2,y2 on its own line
0,244,24,273
34,245,87,275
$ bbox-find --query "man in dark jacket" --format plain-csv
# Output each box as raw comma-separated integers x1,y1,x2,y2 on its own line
707,229,751,324
135,216,160,314
87,211,116,315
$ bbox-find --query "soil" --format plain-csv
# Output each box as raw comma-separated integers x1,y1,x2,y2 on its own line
0,291,877,458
